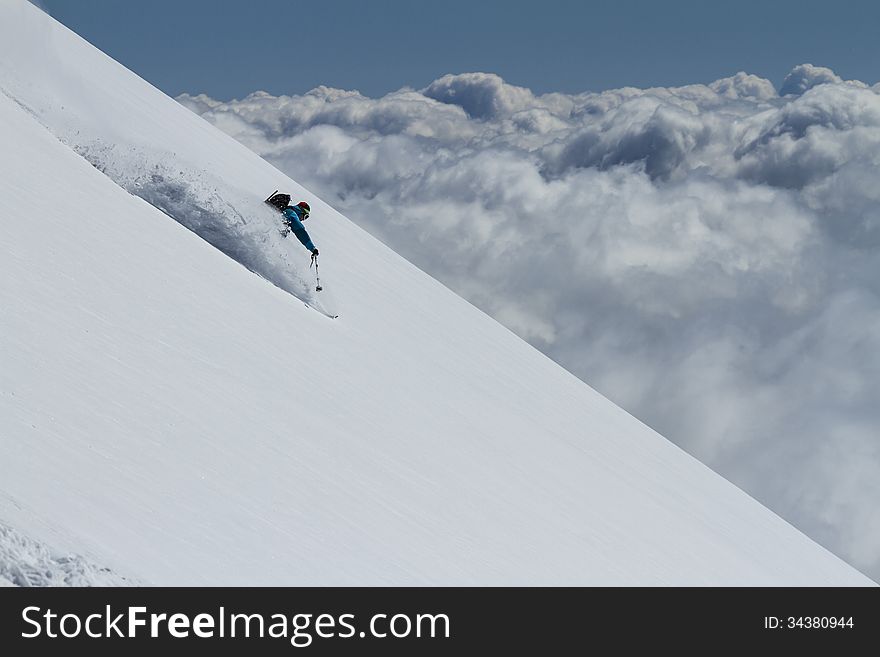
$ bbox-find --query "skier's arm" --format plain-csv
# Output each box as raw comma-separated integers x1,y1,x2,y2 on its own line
282,208,318,253
292,225,317,253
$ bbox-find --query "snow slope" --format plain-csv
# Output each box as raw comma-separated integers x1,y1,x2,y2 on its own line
0,0,872,585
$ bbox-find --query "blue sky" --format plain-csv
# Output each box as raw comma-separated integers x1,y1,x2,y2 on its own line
39,0,880,99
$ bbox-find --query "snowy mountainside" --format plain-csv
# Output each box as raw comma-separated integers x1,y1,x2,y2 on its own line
0,0,873,585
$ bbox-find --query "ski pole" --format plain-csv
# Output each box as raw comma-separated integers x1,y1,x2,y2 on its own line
311,253,323,291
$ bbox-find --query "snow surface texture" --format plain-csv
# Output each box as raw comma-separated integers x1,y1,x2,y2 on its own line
0,0,873,585
179,69,880,581
0,522,131,587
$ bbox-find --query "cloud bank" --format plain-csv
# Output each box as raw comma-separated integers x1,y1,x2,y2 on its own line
180,65,880,581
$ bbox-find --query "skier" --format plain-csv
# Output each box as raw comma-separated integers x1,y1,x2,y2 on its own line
282,201,319,257
265,192,318,257
265,191,332,301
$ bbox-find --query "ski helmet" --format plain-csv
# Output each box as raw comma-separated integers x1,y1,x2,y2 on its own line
295,201,311,219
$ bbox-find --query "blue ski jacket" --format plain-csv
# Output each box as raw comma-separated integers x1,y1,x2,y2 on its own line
282,206,317,252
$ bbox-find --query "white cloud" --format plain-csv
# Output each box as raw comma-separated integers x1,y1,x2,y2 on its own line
422,72,538,119
709,71,778,101
180,64,880,581
735,84,880,189
780,63,846,96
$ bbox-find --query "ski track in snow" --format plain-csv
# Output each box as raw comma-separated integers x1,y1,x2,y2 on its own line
72,140,321,306
0,84,325,312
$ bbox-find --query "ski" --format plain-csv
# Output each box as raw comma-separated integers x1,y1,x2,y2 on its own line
303,302,338,319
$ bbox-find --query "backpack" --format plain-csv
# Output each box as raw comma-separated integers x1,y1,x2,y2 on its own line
265,190,291,212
